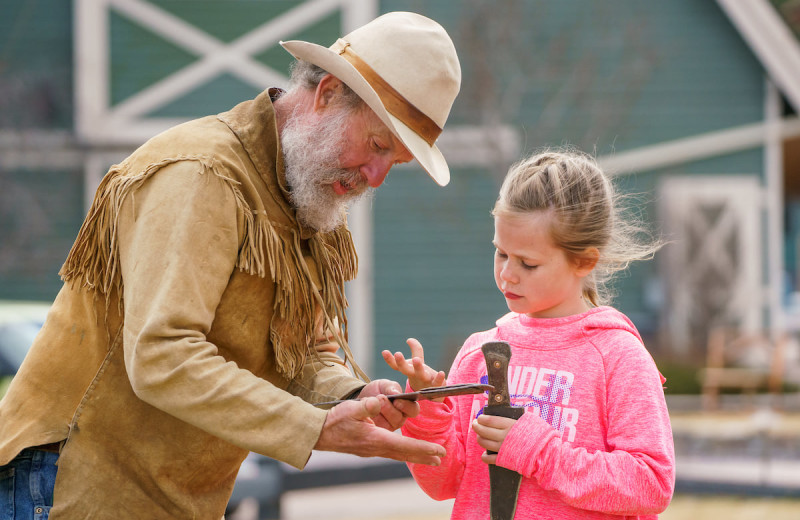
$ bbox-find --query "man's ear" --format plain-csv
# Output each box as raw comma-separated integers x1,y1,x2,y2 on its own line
574,247,600,277
313,74,343,111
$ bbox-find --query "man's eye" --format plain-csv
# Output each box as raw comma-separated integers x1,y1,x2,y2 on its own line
522,262,538,270
495,250,507,259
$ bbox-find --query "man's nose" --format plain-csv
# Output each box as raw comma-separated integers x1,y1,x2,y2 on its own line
361,157,393,188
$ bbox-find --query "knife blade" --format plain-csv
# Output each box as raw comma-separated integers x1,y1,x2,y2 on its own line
482,341,524,520
314,383,494,409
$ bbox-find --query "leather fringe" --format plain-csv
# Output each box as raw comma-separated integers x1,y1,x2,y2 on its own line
60,157,362,380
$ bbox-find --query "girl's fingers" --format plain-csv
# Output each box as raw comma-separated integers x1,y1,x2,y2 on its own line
394,352,413,373
412,357,429,380
385,339,445,392
406,338,425,361
381,350,398,370
381,350,416,380
472,417,512,443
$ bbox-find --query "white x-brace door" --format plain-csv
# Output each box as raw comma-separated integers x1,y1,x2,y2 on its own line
75,0,376,144
659,175,765,354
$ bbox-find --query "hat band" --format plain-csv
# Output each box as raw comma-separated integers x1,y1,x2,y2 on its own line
337,42,442,146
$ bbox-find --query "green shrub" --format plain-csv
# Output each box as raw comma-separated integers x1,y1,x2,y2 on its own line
656,360,703,394
0,376,12,399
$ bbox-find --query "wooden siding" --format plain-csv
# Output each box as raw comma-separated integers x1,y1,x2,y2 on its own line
371,0,769,371
0,1,777,370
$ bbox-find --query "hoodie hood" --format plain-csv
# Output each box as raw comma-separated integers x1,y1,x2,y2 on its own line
496,306,641,350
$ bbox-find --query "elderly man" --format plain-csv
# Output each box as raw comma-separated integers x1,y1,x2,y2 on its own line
0,11,461,519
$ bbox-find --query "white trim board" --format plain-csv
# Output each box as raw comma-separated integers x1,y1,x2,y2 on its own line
598,117,800,176
716,0,800,113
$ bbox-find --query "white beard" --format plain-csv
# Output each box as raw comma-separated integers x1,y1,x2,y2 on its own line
281,107,374,233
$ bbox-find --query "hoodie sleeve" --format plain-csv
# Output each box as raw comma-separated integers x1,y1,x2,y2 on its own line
402,397,467,500
496,330,675,516
400,334,489,500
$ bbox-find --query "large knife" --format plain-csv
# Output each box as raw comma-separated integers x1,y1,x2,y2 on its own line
314,383,494,409
482,341,524,520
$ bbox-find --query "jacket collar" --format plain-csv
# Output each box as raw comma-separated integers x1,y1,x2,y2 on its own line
217,88,321,240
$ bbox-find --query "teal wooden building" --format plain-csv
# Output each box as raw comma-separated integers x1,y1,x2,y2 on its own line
2,0,799,379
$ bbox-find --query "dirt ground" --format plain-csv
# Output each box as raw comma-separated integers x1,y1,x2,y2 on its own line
661,495,800,520
278,478,800,520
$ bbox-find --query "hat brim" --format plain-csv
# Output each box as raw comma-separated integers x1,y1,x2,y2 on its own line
280,39,450,186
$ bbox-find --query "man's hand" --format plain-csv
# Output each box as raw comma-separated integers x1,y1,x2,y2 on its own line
357,378,419,431
314,396,445,465
472,414,518,465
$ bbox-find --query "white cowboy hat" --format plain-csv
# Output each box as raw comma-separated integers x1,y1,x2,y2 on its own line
280,11,461,186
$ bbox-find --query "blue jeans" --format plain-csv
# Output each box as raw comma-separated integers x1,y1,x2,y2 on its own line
0,449,58,520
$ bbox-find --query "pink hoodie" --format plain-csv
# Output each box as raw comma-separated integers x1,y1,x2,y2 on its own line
403,307,675,520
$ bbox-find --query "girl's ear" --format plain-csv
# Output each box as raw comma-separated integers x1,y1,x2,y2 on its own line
574,247,599,277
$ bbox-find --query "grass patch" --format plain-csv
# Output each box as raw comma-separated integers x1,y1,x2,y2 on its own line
656,360,703,394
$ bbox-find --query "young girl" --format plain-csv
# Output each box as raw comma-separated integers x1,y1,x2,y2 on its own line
383,149,675,519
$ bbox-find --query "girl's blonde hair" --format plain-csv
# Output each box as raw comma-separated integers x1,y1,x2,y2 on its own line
492,148,661,306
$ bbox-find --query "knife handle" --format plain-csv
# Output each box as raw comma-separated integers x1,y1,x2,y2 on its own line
482,341,513,407
481,341,524,456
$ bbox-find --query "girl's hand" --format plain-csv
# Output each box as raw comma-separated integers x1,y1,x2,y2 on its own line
472,414,518,465
381,338,446,392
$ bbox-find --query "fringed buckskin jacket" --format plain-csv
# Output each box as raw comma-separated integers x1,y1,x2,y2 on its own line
0,88,368,519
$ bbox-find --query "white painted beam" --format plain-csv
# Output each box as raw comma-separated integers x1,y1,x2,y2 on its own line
765,80,785,336
340,0,378,378
598,117,800,176
74,0,110,143
716,0,800,113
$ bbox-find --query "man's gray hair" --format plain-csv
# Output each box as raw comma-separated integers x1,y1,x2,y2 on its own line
288,60,364,109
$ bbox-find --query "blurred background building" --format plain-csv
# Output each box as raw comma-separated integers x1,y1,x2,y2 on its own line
2,0,800,387
5,1,800,517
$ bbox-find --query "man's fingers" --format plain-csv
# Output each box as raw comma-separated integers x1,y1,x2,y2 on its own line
359,395,383,418
378,379,403,396
384,434,445,465
390,397,420,419
374,396,405,431
376,386,420,430
316,398,445,466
